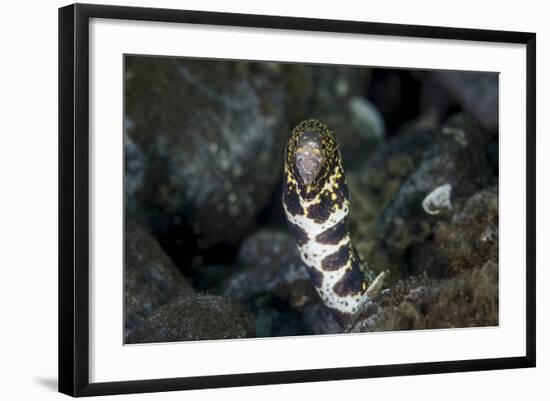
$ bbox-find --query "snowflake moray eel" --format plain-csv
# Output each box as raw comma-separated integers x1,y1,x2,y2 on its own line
282,119,386,325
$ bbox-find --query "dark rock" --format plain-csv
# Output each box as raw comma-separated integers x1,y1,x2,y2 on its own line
124,121,148,221
431,70,499,134
345,126,437,278
223,230,310,302
125,56,288,251
347,125,437,239
409,186,498,277
124,127,145,200
125,222,194,337
126,295,255,343
379,113,491,252
347,260,498,333
301,303,341,335
343,113,492,282
238,229,299,271
222,229,340,335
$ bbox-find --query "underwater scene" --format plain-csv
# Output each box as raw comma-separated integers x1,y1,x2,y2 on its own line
124,55,499,343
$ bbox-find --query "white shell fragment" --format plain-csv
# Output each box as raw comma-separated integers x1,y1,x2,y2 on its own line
422,183,453,215
365,270,388,299
442,126,467,147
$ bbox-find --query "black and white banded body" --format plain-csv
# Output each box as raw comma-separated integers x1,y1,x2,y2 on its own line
282,119,385,325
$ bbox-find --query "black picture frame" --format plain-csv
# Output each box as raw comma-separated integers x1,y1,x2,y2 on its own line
58,3,537,397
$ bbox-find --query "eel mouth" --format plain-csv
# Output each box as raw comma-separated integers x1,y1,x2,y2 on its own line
295,130,323,185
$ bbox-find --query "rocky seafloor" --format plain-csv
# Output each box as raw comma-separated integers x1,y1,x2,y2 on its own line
124,56,499,343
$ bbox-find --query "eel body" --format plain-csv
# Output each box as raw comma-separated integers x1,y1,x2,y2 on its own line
282,119,385,325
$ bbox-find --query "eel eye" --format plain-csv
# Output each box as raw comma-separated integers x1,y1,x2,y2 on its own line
295,130,323,185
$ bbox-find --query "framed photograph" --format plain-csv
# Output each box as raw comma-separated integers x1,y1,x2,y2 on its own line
58,3,536,397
